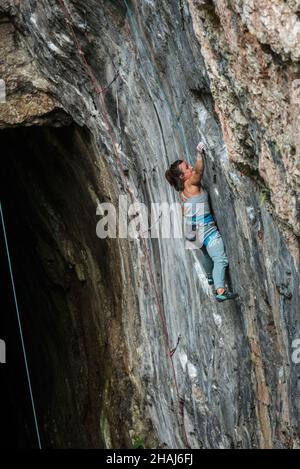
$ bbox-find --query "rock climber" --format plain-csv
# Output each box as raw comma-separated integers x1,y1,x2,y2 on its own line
165,142,238,302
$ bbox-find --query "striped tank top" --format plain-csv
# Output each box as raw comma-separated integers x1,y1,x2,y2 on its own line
180,188,220,247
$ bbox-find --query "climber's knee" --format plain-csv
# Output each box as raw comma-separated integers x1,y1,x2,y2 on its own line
214,257,228,269
223,255,229,267
207,236,228,267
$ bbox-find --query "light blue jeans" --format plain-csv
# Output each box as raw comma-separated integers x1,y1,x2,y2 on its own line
198,234,229,290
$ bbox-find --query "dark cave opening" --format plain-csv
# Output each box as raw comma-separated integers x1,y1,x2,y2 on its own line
0,123,123,448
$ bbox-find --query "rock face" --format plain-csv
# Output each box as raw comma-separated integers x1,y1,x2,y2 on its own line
0,0,299,449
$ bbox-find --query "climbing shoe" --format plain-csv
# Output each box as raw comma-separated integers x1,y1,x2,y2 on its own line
207,275,214,286
215,289,239,302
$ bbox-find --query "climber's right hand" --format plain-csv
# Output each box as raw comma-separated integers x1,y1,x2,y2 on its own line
196,142,205,153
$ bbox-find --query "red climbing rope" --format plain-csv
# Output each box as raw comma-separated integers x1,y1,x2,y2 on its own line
58,0,190,448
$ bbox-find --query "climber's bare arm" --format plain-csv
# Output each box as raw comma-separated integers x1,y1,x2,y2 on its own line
187,142,205,187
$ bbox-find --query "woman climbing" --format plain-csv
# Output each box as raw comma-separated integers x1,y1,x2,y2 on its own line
165,142,238,302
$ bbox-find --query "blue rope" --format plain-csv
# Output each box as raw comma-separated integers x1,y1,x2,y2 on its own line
0,201,42,449
123,0,192,164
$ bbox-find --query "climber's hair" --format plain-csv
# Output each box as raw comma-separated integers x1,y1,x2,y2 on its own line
165,159,184,192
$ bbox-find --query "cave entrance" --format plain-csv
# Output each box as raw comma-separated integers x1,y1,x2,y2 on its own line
0,122,123,448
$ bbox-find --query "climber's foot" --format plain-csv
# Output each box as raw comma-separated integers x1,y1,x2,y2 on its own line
215,289,239,302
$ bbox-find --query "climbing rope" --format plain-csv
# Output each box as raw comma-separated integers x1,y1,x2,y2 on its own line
115,78,163,238
115,77,122,140
123,0,192,165
58,0,190,448
95,71,120,95
0,201,42,449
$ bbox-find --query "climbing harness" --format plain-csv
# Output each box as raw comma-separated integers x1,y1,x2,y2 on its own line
58,0,190,448
0,202,42,449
